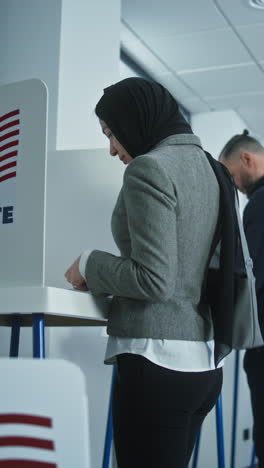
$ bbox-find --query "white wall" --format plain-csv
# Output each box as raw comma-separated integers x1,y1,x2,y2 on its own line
192,109,248,158
56,0,121,149
191,109,253,468
0,0,62,150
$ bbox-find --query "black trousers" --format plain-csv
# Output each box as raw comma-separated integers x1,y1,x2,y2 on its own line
244,347,264,468
112,353,223,468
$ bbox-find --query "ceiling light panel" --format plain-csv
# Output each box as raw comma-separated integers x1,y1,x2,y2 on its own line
249,0,264,9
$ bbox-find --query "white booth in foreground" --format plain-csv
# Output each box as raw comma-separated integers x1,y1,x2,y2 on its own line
0,358,91,467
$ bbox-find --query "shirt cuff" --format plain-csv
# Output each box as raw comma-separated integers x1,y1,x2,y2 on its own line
79,250,92,280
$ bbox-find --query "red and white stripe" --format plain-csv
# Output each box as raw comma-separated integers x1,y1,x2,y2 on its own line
0,110,20,184
0,413,57,467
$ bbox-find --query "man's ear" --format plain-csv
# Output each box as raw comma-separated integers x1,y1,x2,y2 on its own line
240,151,254,168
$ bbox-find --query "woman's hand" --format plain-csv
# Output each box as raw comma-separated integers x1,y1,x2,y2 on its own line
65,256,89,291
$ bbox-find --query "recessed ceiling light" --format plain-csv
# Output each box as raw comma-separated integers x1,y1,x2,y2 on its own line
249,0,264,9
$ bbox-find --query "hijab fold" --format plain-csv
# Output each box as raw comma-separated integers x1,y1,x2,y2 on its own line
95,78,193,158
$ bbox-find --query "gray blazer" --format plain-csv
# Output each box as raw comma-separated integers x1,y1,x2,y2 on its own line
86,134,220,341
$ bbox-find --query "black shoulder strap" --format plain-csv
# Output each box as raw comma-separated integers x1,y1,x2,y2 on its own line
200,151,237,301
200,152,222,300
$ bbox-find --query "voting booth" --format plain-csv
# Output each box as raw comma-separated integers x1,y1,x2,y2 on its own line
0,79,109,357
0,79,113,468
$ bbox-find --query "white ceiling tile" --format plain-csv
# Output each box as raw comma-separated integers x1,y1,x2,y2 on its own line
180,64,264,97
153,73,197,100
121,43,168,76
239,104,264,119
237,24,264,60
121,24,169,75
204,96,237,111
121,0,264,130
146,28,252,72
206,92,264,111
215,0,264,26
122,0,227,38
180,98,211,114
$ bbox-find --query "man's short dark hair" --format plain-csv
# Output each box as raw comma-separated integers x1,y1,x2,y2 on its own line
219,130,264,161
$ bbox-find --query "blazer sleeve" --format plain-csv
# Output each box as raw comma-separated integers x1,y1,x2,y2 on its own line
85,156,178,301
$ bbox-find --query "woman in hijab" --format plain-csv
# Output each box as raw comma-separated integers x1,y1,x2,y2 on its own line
65,77,222,468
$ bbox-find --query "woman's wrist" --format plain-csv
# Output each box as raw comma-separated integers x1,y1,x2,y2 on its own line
79,250,92,279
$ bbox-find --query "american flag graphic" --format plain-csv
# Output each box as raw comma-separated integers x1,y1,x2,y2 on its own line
0,110,20,184
0,413,57,467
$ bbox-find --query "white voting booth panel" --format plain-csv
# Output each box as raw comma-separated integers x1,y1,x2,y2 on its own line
0,358,91,467
0,79,47,288
0,79,108,325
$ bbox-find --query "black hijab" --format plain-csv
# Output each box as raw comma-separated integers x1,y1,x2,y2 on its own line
95,77,193,158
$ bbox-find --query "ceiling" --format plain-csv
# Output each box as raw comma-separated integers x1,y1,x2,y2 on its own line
121,0,264,143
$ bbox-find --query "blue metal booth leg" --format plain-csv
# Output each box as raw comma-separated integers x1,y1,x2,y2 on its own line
230,350,240,468
9,315,22,357
251,445,256,468
102,365,116,468
215,393,225,468
32,313,46,358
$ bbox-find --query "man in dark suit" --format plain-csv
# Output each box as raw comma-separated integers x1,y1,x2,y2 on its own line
220,131,264,468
